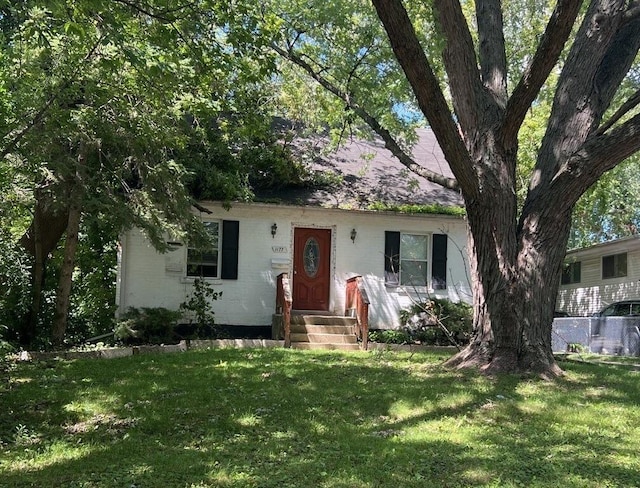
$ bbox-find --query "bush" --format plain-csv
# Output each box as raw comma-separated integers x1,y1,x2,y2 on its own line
369,329,411,344
0,325,15,391
114,307,182,345
399,298,473,346
179,278,221,337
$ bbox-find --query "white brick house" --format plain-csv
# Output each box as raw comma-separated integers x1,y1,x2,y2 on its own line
116,129,472,333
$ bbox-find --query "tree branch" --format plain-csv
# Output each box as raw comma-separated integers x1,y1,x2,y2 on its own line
503,0,582,144
273,42,460,191
111,0,196,23
476,0,507,104
594,89,640,136
624,0,640,23
192,202,213,214
559,112,640,195
591,8,640,123
433,0,490,133
533,0,634,189
1,35,105,161
371,0,476,195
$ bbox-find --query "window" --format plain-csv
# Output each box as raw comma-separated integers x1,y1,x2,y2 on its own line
187,221,220,278
561,261,581,285
186,220,239,279
400,234,429,286
384,232,447,288
602,252,627,279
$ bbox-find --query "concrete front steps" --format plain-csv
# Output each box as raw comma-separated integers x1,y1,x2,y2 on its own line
290,312,361,351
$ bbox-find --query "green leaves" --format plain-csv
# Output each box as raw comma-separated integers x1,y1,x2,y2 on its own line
0,0,292,345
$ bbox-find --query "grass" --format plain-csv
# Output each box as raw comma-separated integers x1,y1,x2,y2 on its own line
1,348,639,488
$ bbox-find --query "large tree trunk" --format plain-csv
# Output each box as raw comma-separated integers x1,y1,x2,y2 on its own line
17,190,69,346
442,136,570,376
370,0,640,378
446,197,571,377
51,203,81,347
51,146,86,347
24,198,45,347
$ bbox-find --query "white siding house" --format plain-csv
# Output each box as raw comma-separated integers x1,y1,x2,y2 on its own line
556,236,640,316
116,129,472,333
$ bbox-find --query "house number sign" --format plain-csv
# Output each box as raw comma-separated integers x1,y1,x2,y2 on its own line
272,246,287,253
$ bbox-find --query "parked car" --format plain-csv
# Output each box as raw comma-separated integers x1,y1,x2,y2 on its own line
595,300,640,317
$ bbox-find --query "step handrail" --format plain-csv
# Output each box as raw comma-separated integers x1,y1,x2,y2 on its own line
276,272,292,347
345,275,369,350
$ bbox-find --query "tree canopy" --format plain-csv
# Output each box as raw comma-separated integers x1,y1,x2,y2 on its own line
267,0,640,375
0,0,291,346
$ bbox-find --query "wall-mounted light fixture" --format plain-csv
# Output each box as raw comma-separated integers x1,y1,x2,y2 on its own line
350,228,357,243
271,223,278,238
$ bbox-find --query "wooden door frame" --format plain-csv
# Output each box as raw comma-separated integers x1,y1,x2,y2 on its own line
291,225,335,311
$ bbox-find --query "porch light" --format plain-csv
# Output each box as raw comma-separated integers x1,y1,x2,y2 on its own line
350,228,357,243
271,222,278,238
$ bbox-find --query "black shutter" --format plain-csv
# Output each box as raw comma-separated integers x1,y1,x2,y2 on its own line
431,233,447,289
384,231,400,286
221,220,239,280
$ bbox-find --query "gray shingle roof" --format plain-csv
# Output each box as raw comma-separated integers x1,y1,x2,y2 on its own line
256,128,462,210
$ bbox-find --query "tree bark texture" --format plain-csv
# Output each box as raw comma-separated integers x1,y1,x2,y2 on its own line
372,0,640,376
51,146,86,346
17,189,69,346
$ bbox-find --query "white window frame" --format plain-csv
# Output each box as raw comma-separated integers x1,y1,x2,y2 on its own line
399,232,430,287
186,220,221,279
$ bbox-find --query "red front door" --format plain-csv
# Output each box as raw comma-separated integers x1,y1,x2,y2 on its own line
293,227,331,311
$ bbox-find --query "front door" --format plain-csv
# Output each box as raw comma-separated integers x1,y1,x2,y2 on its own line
293,227,331,311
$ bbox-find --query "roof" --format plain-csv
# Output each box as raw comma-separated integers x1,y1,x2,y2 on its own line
255,128,463,211
566,235,640,259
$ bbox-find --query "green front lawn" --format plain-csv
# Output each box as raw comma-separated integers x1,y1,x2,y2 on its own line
1,348,639,487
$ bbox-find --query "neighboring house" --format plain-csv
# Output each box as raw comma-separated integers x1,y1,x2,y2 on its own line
116,129,472,336
556,235,640,316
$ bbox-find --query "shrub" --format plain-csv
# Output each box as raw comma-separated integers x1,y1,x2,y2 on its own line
179,278,221,337
399,298,473,346
0,327,15,391
368,329,411,344
114,307,182,345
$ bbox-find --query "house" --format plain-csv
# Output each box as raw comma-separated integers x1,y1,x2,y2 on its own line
556,235,640,316
116,129,472,343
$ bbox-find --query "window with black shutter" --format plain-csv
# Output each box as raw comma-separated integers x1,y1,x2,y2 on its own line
384,231,447,289
187,219,239,280
384,231,400,286
221,220,239,280
431,234,448,289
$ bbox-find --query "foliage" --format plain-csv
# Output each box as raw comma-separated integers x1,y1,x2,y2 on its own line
114,307,181,345
0,0,295,346
399,298,473,346
0,228,31,342
568,155,640,248
47,217,119,344
2,348,640,487
179,278,222,334
0,325,15,392
368,202,466,216
368,328,411,344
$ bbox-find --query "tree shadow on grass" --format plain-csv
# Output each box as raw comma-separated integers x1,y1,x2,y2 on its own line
1,349,639,487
